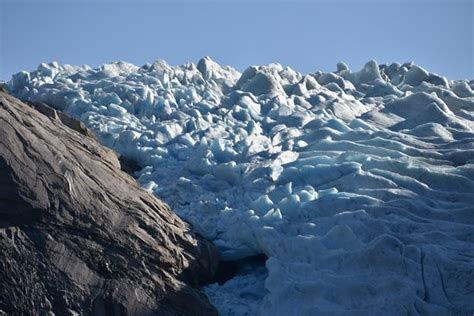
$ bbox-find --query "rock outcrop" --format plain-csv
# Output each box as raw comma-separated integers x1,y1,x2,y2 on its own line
0,91,219,315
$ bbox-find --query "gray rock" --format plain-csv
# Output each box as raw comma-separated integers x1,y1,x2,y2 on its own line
0,91,219,315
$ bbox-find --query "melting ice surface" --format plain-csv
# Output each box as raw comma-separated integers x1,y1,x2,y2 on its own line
9,58,474,315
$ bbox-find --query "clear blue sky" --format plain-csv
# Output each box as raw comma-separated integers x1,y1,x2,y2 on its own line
1,0,473,80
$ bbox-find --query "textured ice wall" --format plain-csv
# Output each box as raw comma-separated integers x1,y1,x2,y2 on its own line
9,57,474,315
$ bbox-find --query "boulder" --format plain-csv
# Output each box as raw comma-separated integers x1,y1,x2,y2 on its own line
0,91,219,315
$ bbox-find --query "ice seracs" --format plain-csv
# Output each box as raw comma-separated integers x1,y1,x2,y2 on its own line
8,57,474,315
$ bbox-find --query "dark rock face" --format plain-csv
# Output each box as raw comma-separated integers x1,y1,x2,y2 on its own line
0,91,219,315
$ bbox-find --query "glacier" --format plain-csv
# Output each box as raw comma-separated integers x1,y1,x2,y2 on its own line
7,57,474,315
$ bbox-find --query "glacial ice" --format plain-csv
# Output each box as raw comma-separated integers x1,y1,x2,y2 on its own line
8,58,474,315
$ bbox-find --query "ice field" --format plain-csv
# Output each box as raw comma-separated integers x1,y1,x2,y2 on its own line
8,57,474,315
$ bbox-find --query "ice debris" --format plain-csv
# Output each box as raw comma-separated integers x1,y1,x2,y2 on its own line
8,58,474,315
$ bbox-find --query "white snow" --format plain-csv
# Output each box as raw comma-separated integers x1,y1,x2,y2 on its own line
8,58,474,315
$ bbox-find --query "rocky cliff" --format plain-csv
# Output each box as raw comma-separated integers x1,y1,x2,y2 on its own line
0,90,219,315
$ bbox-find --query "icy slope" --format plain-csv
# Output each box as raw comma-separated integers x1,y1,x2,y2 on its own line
8,58,474,315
